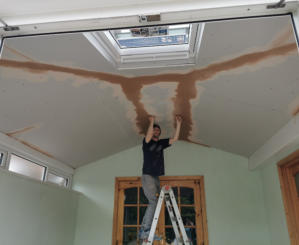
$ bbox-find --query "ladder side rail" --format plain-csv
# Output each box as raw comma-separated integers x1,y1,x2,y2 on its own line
168,188,191,245
143,189,165,245
164,196,182,241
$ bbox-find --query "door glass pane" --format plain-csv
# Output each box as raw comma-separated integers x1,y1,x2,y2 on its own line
123,227,137,245
165,228,175,244
140,187,148,204
165,227,196,244
180,187,194,204
139,206,147,225
9,154,45,181
186,228,197,244
295,172,299,196
124,187,137,204
171,187,178,202
124,206,137,225
181,207,196,226
165,205,172,226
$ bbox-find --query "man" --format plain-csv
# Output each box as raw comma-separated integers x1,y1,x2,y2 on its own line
139,115,182,241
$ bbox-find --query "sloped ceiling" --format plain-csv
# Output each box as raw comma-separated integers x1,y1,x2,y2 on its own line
0,15,298,168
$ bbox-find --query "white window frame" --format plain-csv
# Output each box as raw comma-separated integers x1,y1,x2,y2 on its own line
7,153,48,182
0,149,8,168
44,168,70,188
83,23,205,70
0,144,72,188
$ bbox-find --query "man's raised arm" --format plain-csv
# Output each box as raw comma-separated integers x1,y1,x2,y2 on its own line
169,115,182,145
145,116,155,143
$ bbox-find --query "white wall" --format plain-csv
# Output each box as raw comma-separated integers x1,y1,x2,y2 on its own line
0,168,79,245
72,141,270,245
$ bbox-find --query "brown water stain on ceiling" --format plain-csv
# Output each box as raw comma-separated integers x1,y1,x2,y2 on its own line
293,106,299,117
270,27,294,48
0,40,297,146
4,124,54,158
6,125,37,137
4,45,35,62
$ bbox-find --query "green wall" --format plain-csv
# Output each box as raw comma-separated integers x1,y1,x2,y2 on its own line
0,169,79,245
260,161,290,245
72,141,270,245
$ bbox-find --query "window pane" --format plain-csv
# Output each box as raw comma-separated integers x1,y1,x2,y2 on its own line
0,152,4,166
170,187,178,203
47,172,67,187
110,25,190,49
140,187,148,204
165,227,196,244
9,154,45,181
165,205,172,226
124,187,137,204
295,172,299,196
139,206,147,225
123,227,137,245
180,187,194,204
124,206,137,225
181,207,196,226
186,228,197,244
165,228,175,244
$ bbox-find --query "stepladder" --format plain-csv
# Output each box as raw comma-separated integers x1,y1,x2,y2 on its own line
141,185,192,245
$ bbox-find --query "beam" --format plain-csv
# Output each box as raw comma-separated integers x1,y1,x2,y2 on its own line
249,113,299,170
0,0,298,37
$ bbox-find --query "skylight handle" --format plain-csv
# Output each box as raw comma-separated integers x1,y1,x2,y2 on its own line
139,14,161,23
266,0,286,9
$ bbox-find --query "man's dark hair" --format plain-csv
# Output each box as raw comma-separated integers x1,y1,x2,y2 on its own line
153,124,161,135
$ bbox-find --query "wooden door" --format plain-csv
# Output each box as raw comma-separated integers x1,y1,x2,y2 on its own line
112,176,209,245
278,150,299,245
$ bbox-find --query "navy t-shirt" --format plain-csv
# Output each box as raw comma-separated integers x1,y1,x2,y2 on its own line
142,138,171,176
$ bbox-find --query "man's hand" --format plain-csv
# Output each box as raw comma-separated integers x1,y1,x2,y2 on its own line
149,115,155,123
169,115,183,145
145,115,155,143
176,115,182,124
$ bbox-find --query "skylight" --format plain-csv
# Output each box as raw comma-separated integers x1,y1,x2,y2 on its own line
83,23,205,70
110,24,190,49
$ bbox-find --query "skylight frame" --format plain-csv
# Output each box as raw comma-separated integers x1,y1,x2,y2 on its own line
109,25,191,49
83,23,205,70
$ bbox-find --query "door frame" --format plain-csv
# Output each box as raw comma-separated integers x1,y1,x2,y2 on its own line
278,149,299,245
112,176,209,245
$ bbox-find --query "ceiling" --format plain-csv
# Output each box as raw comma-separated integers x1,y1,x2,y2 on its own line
0,15,298,168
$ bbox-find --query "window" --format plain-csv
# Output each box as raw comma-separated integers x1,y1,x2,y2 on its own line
0,148,71,188
112,176,208,245
8,154,46,181
0,151,6,166
46,172,68,187
110,25,190,49
0,149,7,167
84,23,204,69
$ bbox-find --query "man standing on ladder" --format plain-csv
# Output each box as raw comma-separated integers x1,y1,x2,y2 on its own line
138,115,182,241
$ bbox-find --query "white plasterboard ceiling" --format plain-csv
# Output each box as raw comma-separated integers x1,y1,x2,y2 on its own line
0,15,298,168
